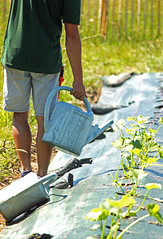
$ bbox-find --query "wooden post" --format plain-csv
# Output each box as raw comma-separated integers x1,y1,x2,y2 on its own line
100,0,108,37
98,0,102,33
112,0,116,38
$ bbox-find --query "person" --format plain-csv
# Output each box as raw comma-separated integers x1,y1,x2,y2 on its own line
1,0,86,178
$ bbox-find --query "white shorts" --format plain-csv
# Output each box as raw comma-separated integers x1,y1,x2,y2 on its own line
3,66,60,116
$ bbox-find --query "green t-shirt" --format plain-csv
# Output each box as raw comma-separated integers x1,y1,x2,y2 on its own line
1,0,81,74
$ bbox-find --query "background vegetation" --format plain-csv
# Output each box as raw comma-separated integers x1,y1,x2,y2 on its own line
0,0,163,184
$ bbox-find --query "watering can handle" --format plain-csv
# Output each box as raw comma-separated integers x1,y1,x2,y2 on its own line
44,86,92,124
17,173,58,195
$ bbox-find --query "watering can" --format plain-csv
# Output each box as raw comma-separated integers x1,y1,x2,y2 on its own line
42,86,113,156
0,172,57,222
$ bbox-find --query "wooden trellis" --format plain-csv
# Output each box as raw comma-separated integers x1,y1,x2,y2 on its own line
2,0,162,40
81,0,162,39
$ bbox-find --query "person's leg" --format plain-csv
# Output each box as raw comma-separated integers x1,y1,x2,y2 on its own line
12,111,32,172
3,67,32,174
31,71,60,177
36,116,53,177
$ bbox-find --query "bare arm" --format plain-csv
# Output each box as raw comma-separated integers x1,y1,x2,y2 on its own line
64,23,86,101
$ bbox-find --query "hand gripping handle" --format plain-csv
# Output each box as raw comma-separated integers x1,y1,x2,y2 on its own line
44,86,93,125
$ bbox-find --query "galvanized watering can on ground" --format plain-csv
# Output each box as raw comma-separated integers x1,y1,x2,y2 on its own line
0,172,57,222
42,86,113,156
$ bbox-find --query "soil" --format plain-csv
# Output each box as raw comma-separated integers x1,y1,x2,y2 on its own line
0,86,101,232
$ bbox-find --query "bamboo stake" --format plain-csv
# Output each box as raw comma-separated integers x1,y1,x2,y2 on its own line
98,0,102,33
100,0,108,36
151,0,153,38
93,0,98,33
125,0,128,38
157,0,160,37
100,0,104,35
112,0,116,38
137,0,141,34
131,0,134,30
144,0,147,38
103,0,109,36
118,0,122,39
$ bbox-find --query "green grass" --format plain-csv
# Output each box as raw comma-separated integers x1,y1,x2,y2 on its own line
0,1,163,182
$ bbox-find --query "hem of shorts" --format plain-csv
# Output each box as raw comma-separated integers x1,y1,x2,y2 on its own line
4,108,45,116
3,107,30,113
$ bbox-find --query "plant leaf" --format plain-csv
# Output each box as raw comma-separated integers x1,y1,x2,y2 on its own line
128,169,148,180
133,148,141,156
111,137,124,149
158,117,163,125
144,183,161,191
147,204,163,224
158,149,163,158
122,210,137,218
107,196,136,209
85,208,109,221
146,157,158,165
127,116,133,121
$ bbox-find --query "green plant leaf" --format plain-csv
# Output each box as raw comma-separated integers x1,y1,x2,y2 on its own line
122,210,137,218
106,196,136,209
111,137,124,149
146,157,158,165
127,116,133,121
158,149,163,158
137,115,150,124
147,204,163,224
128,169,148,180
133,139,142,149
85,208,110,221
110,207,120,215
149,128,157,133
132,148,141,156
158,117,163,125
144,183,161,191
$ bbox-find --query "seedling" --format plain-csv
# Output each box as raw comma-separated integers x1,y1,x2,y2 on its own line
85,116,163,238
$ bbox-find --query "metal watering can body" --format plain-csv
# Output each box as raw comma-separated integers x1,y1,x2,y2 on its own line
42,86,94,156
42,86,114,156
0,172,57,222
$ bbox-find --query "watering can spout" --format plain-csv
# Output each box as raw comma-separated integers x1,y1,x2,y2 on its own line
85,120,114,145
